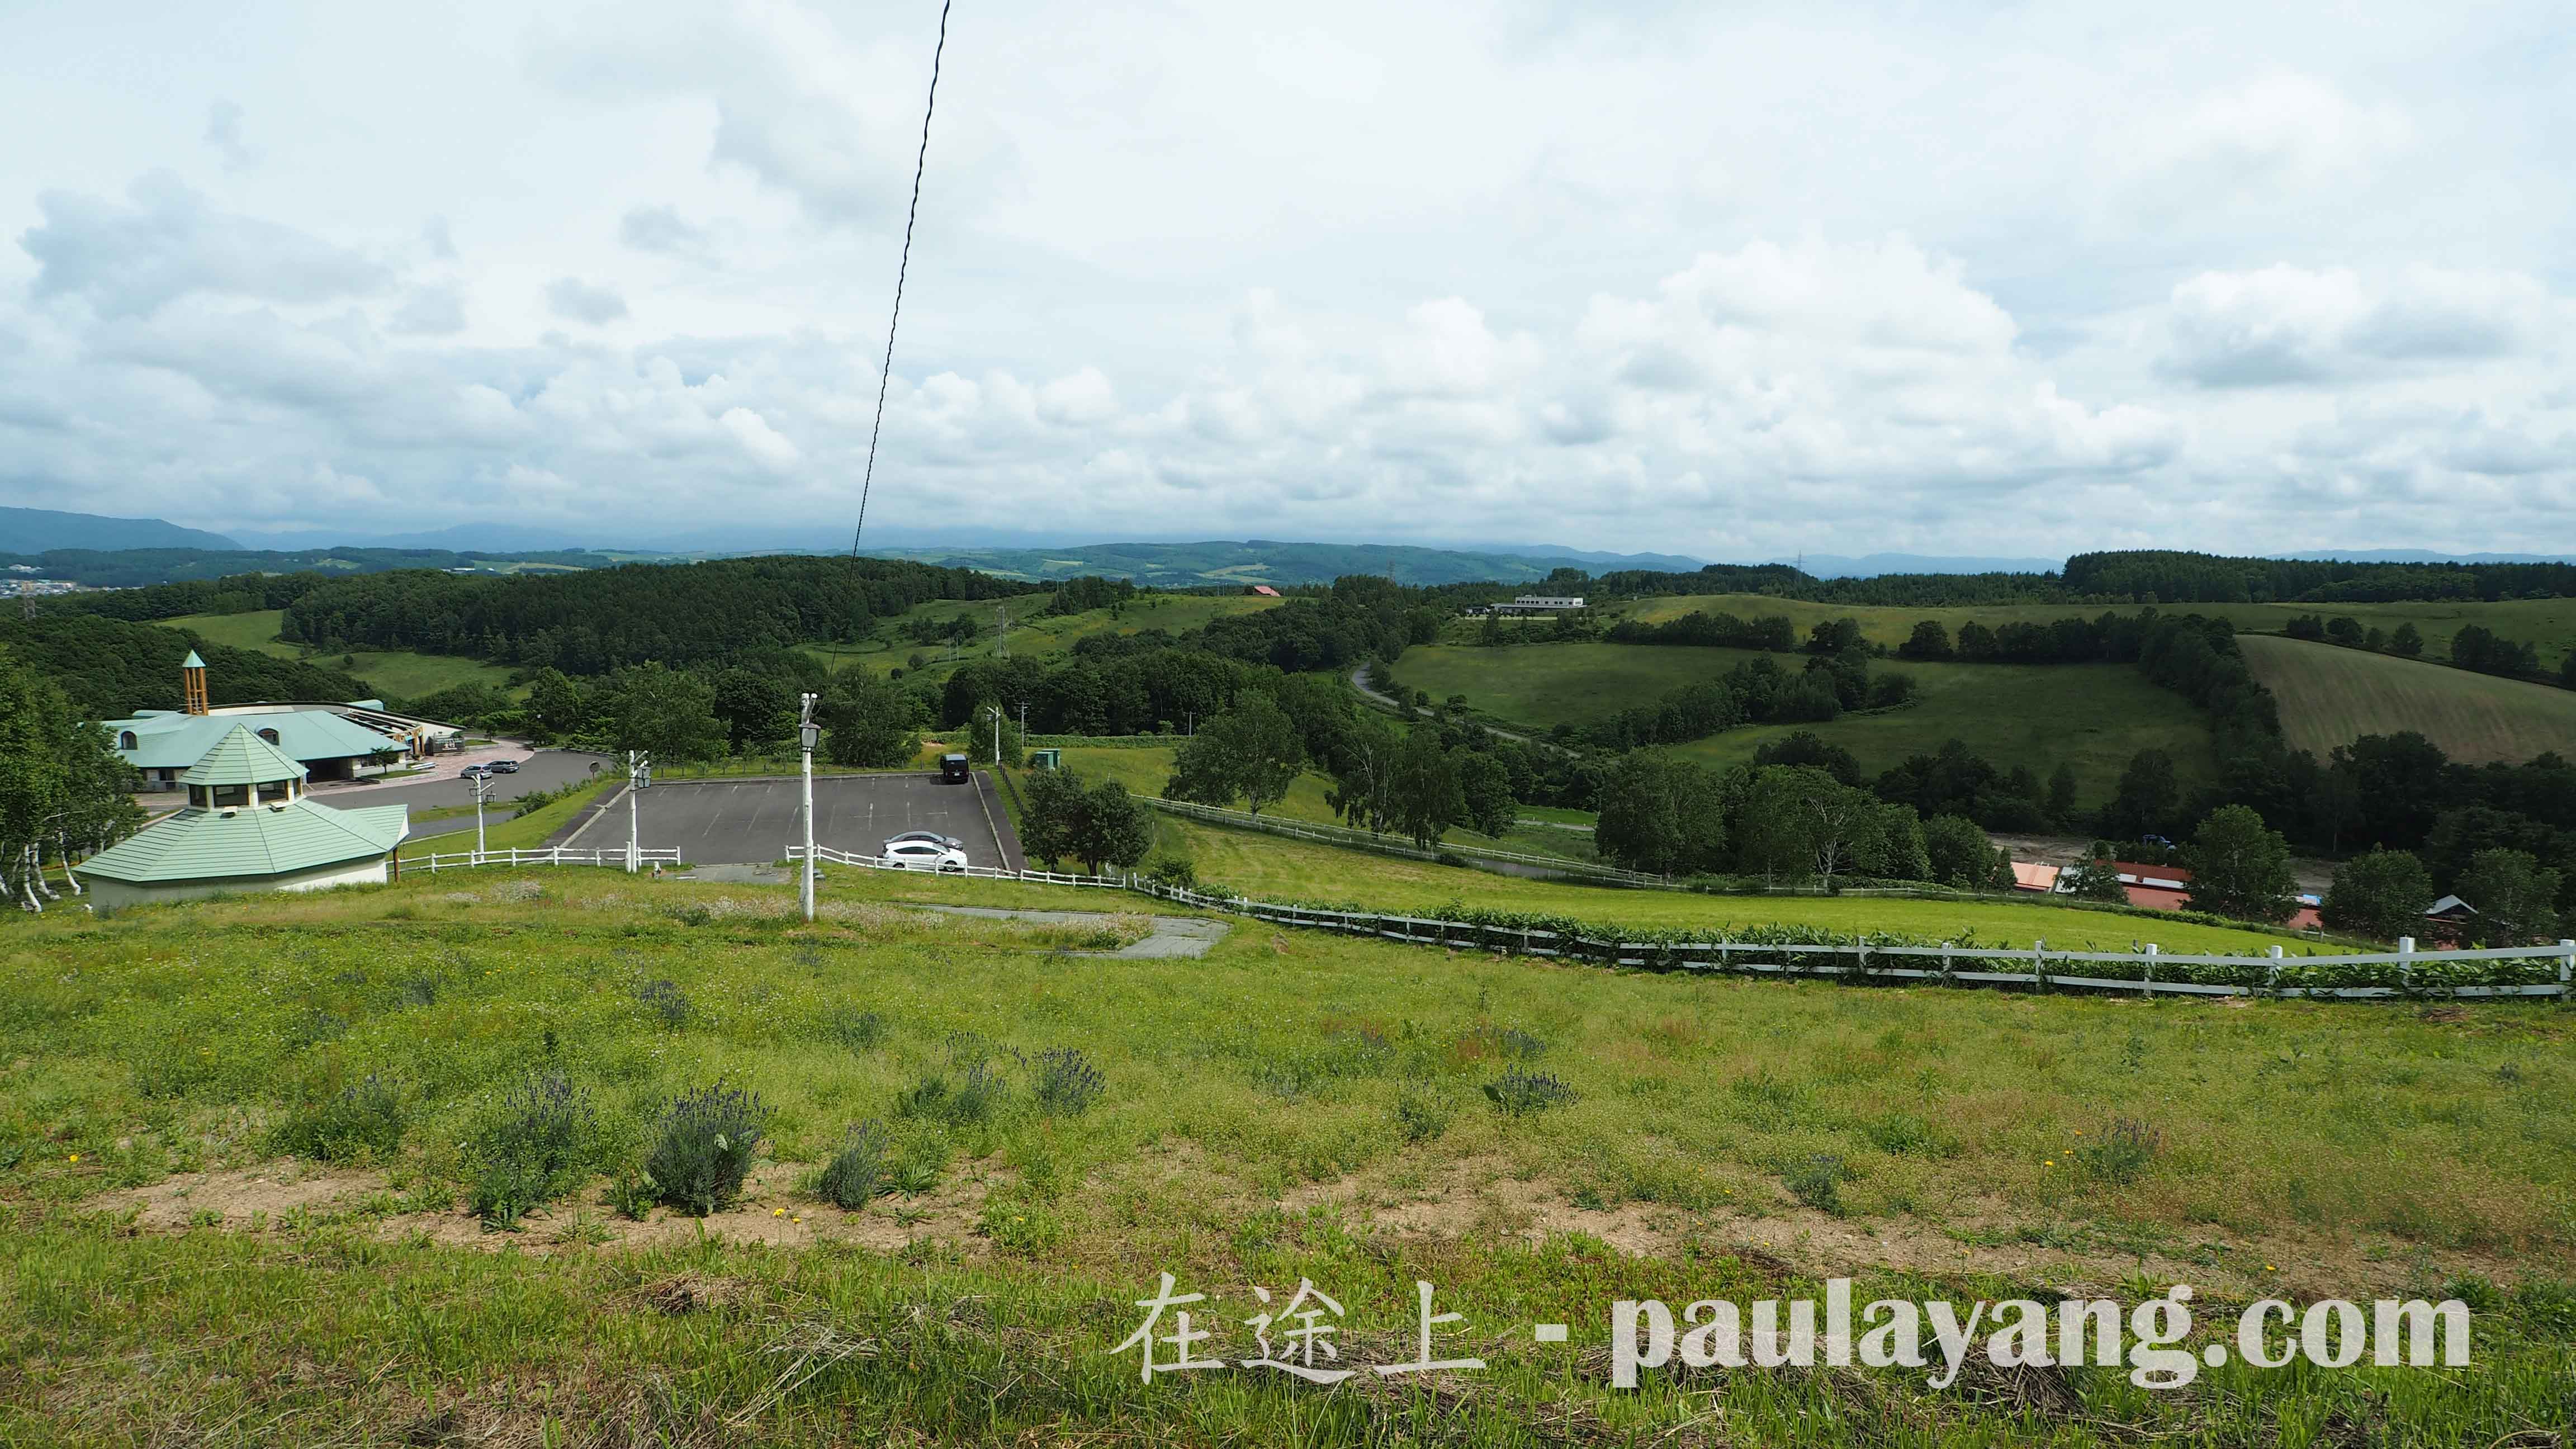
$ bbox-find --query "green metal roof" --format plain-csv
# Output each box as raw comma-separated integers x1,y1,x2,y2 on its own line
79,799,408,884
182,650,206,668
179,725,310,787
101,708,404,770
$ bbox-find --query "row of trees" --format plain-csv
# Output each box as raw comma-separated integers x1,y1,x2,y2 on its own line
0,614,373,720
0,650,145,911
1588,752,2012,889
2285,615,2570,685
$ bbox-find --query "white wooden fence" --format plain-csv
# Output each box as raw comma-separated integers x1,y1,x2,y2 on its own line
770,847,2576,1002
407,846,684,873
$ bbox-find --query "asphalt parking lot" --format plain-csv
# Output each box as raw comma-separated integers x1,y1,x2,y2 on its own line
359,751,612,843
565,771,1024,870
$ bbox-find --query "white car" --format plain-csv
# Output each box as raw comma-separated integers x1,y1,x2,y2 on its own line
881,836,969,872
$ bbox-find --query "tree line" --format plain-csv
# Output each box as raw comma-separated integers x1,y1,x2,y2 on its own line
0,615,374,720
0,648,145,911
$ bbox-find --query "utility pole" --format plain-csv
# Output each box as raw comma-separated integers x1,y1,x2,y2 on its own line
996,602,1010,659
468,770,494,859
987,704,1003,766
798,692,818,922
626,749,649,873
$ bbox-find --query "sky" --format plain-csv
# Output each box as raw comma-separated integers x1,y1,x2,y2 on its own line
1,0,2571,561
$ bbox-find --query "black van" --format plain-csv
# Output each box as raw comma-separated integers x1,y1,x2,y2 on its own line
939,752,970,784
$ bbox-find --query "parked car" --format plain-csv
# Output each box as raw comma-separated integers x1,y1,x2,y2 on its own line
940,752,970,783
886,830,962,851
487,759,521,774
460,764,493,779
880,836,969,873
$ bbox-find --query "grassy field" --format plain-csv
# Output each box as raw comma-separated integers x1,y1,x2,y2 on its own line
168,610,522,702
801,592,1284,680
2241,635,2576,765
2,868,2569,1444
1614,592,2576,662
1165,818,2326,953
1391,643,2215,805
1010,745,1602,865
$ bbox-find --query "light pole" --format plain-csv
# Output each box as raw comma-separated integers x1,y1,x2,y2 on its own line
798,692,818,922
987,704,1003,767
467,770,494,859
626,749,649,873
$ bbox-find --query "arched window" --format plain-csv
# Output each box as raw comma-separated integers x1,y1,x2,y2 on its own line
118,731,138,750
258,728,282,746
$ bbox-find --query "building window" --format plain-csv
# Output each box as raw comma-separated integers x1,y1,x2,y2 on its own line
119,731,137,750
190,786,212,808
214,784,249,807
258,728,282,746
257,780,291,803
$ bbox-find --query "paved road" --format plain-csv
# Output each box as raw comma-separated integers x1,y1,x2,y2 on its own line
1347,666,1560,751
907,905,1230,958
332,749,609,813
569,771,1024,870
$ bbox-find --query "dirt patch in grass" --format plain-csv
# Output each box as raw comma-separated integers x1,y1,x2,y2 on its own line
1267,1153,2534,1301
117,1160,390,1229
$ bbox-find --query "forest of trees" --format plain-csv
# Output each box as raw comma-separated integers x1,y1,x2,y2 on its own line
0,615,373,719
279,557,1024,675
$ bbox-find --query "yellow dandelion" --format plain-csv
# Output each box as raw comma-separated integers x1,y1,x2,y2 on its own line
68,1153,80,1163
772,1208,784,1218
792,1216,802,1224
2043,1160,2054,1168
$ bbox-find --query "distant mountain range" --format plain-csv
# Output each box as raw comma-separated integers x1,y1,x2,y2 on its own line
2,506,241,552
1754,552,2064,579
851,540,1658,588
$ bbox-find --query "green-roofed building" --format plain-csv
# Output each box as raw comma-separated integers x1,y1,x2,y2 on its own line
81,724,409,912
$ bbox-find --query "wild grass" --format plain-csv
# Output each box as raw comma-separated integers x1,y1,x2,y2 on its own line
1393,641,2217,804
1,869,2570,1442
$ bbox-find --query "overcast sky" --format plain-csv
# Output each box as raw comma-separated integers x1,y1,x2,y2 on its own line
2,0,2570,560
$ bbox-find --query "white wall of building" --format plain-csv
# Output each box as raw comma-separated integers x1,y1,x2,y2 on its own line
87,856,391,913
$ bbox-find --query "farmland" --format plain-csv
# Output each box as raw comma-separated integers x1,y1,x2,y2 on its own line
3,868,2570,1443
1389,642,2216,804
165,609,522,702
1613,591,2576,662
2241,635,2576,764
800,591,1282,678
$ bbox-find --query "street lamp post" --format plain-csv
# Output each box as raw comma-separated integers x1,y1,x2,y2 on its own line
626,750,649,873
798,692,819,922
468,771,494,859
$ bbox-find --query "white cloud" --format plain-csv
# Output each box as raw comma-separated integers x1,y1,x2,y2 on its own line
1,0,2573,558
2161,265,2548,386
545,276,628,325
20,172,389,318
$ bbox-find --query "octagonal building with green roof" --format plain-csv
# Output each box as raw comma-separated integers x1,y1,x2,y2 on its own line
80,724,410,912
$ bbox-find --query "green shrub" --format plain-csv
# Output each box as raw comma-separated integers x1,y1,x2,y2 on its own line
825,1008,888,1052
632,978,690,1028
467,1071,599,1229
815,1121,889,1209
644,1081,771,1216
897,1060,1007,1126
1783,1153,1847,1214
2075,1117,2165,1185
1395,1084,1452,1142
273,1074,407,1162
1031,1048,1105,1116
1483,1068,1575,1116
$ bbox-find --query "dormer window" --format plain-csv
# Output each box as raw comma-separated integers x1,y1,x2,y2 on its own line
119,731,138,750
257,728,282,746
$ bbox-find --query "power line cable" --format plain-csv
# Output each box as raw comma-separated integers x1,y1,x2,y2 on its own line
850,0,954,560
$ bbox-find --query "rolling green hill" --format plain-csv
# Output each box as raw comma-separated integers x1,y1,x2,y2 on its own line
2240,634,2576,764
164,610,521,702
1616,591,2576,661
800,593,1284,678
1389,642,2214,803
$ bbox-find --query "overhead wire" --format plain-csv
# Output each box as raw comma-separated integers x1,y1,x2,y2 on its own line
849,0,954,560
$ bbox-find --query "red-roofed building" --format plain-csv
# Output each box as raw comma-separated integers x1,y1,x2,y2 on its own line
1247,585,1282,597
